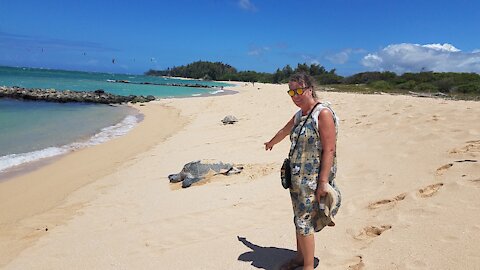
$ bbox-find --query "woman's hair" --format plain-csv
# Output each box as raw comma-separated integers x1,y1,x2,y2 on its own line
289,72,317,98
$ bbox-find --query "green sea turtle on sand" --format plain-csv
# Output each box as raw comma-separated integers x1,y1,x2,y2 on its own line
221,115,238,125
168,160,243,188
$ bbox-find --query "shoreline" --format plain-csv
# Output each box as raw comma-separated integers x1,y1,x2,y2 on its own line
0,101,188,223
0,87,237,181
0,104,141,181
0,101,189,266
0,83,242,267
1,81,479,269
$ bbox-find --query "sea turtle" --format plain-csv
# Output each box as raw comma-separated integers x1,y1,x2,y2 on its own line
221,115,238,125
168,160,243,188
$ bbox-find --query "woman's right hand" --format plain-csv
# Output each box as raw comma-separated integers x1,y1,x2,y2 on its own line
264,141,274,151
264,117,295,152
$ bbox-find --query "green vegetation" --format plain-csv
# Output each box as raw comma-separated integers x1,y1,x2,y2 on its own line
145,61,338,84
145,61,480,99
145,61,237,81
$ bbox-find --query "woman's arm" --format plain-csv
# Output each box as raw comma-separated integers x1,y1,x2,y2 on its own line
264,116,295,151
316,109,336,197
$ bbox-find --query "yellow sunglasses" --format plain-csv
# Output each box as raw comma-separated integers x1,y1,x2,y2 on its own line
287,87,307,97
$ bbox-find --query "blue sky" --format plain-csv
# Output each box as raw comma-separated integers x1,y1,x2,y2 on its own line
0,0,479,76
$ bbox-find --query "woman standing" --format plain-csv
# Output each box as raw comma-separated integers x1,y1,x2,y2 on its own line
264,72,341,270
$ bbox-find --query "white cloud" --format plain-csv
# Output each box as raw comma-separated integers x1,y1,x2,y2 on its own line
422,43,460,52
362,53,382,67
301,55,321,66
361,43,480,73
326,48,367,65
0,31,116,52
326,51,350,64
238,0,257,12
247,46,269,56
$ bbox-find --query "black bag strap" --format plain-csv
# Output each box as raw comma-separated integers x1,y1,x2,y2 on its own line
288,103,320,157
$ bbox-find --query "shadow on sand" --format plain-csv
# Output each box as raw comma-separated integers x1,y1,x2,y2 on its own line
237,236,319,269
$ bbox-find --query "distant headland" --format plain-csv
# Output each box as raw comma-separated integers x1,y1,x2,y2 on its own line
146,61,480,99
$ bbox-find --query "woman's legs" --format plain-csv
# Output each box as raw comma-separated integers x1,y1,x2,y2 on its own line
280,233,305,270
296,234,303,260
296,232,315,270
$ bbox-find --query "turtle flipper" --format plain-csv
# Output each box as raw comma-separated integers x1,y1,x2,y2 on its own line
182,176,202,188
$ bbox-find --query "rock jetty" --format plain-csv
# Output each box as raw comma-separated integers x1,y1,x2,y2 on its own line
0,86,156,104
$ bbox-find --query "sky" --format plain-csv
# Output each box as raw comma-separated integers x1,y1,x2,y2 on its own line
0,0,479,76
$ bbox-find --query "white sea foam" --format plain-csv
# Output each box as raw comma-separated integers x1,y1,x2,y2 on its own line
209,89,225,95
0,147,69,172
191,93,201,97
0,115,141,173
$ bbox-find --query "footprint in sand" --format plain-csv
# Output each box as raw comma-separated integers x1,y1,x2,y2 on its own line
241,163,277,180
454,159,478,163
354,225,392,240
468,178,480,186
435,163,453,176
449,140,480,154
368,193,406,210
348,256,365,270
418,183,444,198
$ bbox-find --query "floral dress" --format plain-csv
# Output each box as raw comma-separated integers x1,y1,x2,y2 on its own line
288,103,342,236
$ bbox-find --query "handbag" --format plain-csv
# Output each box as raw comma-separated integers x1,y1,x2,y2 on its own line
280,103,320,189
280,158,291,189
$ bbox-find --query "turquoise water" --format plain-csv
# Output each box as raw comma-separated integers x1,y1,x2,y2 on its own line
0,99,135,156
0,98,138,173
0,66,231,175
0,66,230,97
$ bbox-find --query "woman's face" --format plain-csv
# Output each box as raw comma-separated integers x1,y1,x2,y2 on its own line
288,81,312,108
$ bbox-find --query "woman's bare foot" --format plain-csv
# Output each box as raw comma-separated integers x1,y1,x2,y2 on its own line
279,258,304,270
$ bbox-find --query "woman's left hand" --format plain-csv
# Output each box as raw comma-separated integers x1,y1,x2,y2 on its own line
316,182,328,201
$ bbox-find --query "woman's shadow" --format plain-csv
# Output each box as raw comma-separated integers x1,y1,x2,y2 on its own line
237,236,319,269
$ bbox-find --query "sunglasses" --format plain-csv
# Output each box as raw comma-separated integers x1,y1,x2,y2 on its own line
287,87,308,97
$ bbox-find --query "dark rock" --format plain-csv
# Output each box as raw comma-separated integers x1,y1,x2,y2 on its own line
0,86,154,104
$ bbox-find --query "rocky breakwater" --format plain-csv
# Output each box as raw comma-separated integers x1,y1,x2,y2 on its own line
0,86,156,104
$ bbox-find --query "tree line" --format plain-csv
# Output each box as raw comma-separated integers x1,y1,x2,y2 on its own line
145,61,340,84
145,61,480,95
345,71,480,95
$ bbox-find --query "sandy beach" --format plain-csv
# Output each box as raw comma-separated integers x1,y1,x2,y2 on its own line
0,82,479,269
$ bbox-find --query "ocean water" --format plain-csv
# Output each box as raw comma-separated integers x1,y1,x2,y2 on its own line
0,99,138,173
0,66,231,176
0,66,229,97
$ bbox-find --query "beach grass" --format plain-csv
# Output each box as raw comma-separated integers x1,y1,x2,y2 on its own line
318,83,480,100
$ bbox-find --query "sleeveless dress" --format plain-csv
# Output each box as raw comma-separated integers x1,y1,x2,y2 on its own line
288,102,342,236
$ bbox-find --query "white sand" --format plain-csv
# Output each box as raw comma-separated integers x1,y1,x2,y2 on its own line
1,82,479,269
